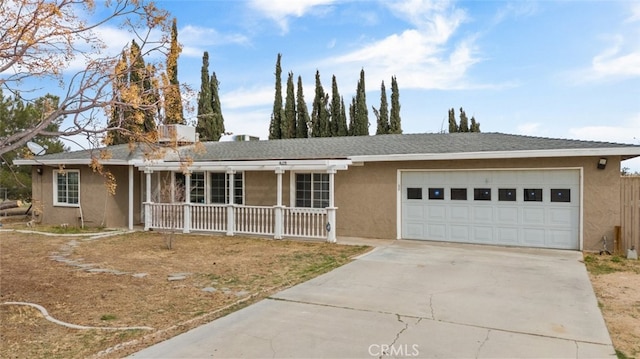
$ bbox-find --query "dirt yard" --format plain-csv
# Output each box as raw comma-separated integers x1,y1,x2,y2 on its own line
0,227,370,359
584,253,640,359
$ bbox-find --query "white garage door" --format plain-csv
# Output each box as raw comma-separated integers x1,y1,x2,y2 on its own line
401,169,580,249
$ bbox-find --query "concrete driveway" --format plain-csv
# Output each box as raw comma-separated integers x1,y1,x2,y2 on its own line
130,240,615,358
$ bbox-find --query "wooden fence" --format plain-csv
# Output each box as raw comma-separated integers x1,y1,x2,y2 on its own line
620,176,640,252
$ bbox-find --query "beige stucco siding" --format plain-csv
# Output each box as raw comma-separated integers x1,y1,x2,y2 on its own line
32,165,140,228
332,156,621,251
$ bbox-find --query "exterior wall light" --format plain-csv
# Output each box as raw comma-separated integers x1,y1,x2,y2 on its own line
597,158,607,170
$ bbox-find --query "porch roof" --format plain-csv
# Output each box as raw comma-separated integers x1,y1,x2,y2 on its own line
13,132,640,167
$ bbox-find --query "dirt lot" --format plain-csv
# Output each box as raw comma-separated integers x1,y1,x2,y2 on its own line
584,253,640,359
0,227,370,359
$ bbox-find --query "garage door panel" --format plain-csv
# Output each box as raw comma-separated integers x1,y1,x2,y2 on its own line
473,207,493,222
427,206,446,221
522,207,545,225
522,228,546,246
473,226,494,243
450,226,470,241
401,169,579,250
450,206,470,221
547,230,574,249
428,224,447,240
496,227,519,244
496,207,519,224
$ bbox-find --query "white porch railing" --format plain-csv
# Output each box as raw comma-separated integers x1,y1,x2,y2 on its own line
148,203,184,230
283,207,327,238
234,206,275,236
145,203,332,240
191,203,227,232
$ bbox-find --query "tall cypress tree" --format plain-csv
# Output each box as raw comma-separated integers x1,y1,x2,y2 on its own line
470,116,481,132
374,80,389,135
352,68,369,136
269,53,283,139
108,52,129,145
196,52,214,141
389,76,402,134
311,70,330,137
459,107,469,132
283,71,296,139
210,72,225,141
339,97,348,136
295,75,309,138
448,108,457,133
348,97,356,136
330,75,347,136
164,18,184,125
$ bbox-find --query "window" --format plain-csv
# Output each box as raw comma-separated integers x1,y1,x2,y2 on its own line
474,188,491,201
210,172,244,204
54,170,80,206
407,188,422,200
524,189,543,202
498,188,516,202
451,188,467,200
190,172,205,203
296,173,329,208
551,189,571,203
429,188,444,200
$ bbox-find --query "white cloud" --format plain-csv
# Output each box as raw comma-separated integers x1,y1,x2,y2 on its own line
222,86,274,110
179,25,250,57
516,123,542,136
320,1,479,90
568,114,640,145
249,0,336,33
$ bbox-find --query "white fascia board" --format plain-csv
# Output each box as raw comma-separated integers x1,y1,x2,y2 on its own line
12,159,132,166
136,159,352,172
350,148,640,162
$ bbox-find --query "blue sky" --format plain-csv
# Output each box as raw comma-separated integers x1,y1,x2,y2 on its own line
40,1,640,169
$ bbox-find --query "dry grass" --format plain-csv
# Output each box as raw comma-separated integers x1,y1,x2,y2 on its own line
0,229,370,359
584,254,640,359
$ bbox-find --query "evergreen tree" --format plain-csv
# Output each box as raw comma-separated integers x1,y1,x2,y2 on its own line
196,51,214,141
210,72,225,141
348,97,356,136
374,80,389,135
283,71,296,139
107,40,158,145
311,70,330,137
330,75,347,136
269,53,283,139
470,116,481,132
459,107,469,132
295,76,310,138
0,91,65,199
352,69,369,136
389,76,402,134
448,108,458,133
338,97,348,136
164,18,185,124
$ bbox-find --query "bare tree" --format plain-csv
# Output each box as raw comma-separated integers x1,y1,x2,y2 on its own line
0,0,171,157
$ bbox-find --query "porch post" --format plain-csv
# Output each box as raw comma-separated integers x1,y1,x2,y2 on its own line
274,167,285,239
144,168,152,231
326,168,337,243
226,169,235,236
128,165,134,230
183,171,191,234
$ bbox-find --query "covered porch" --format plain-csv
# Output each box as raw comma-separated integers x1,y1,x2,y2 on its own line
135,160,351,242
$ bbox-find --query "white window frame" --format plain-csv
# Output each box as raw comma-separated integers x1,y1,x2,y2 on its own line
209,172,244,205
290,172,329,209
53,169,80,207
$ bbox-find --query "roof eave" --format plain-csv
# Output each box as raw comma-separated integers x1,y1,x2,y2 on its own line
349,148,640,162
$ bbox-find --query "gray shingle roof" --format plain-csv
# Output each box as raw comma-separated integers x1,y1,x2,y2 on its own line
21,132,640,163
177,132,640,162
